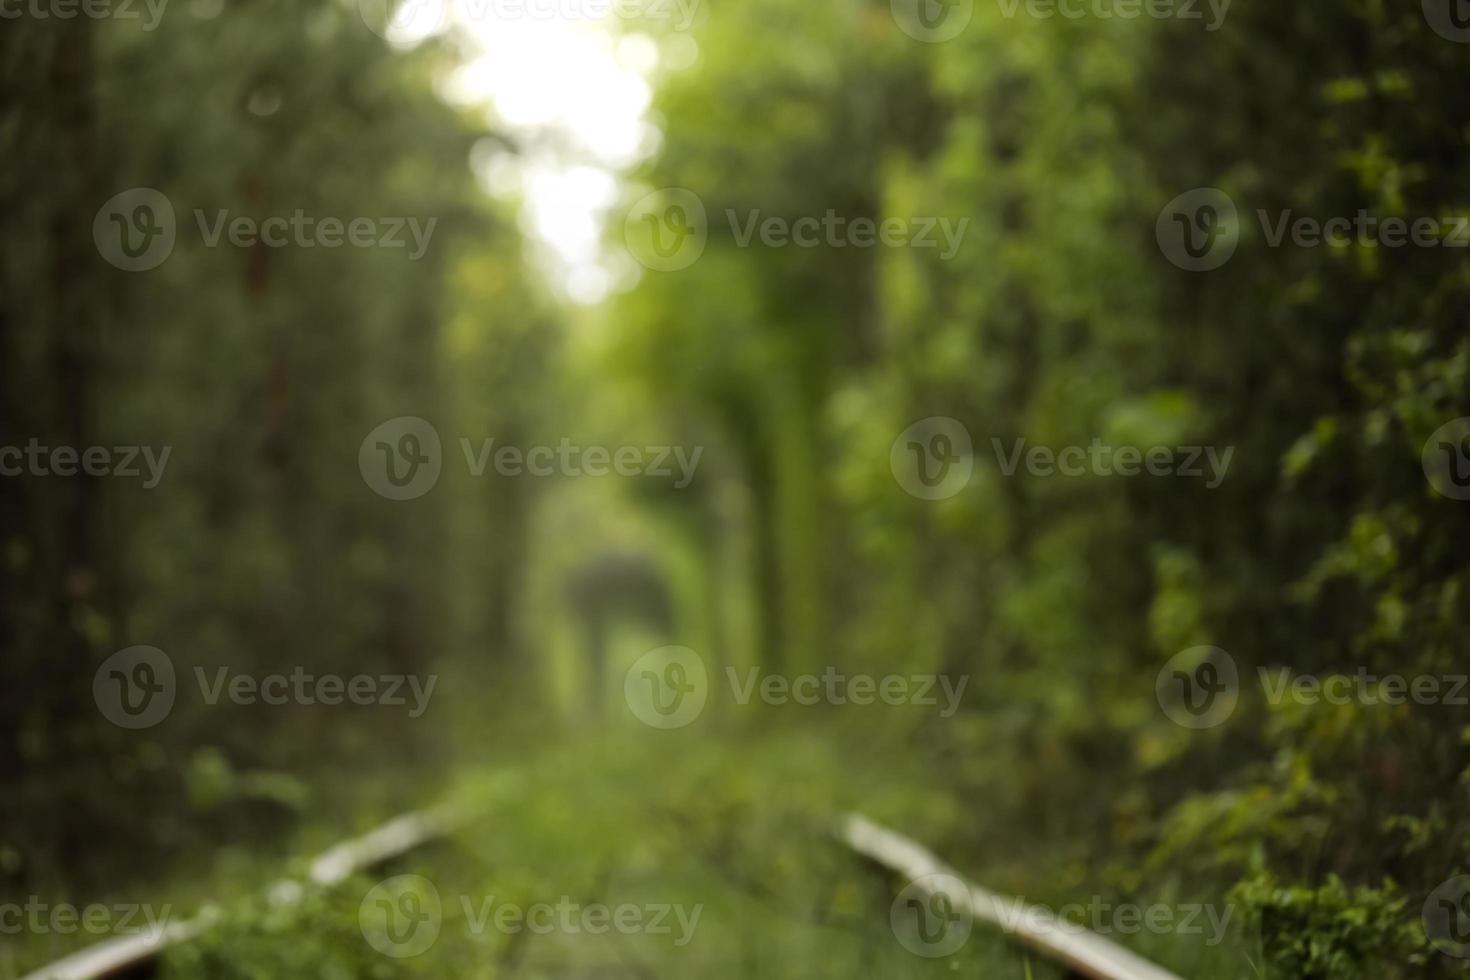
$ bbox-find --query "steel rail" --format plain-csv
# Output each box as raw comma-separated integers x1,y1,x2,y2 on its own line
19,803,472,980
838,813,1189,980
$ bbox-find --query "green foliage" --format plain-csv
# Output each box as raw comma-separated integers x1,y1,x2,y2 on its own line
6,0,1470,975
606,0,1470,971
159,732,1064,980
1,0,549,893
1230,872,1423,979
162,886,423,980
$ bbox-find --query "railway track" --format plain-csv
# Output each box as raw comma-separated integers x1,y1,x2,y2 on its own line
839,815,1185,980
18,805,470,980
21,805,1187,980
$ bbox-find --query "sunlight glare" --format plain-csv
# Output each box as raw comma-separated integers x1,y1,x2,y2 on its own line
445,9,666,305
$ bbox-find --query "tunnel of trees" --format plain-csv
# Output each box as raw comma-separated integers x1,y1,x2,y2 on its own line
3,1,1469,978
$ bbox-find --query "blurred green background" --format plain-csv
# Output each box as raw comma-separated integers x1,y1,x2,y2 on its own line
3,0,1469,977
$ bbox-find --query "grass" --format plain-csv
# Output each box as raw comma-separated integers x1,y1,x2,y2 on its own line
14,717,1255,978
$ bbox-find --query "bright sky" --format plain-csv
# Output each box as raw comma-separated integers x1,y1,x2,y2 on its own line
375,0,699,304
